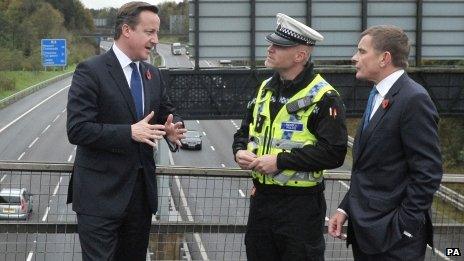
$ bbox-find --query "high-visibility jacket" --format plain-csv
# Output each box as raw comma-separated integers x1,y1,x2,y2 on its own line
248,74,337,187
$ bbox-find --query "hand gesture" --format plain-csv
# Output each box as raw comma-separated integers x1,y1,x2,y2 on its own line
248,154,278,175
164,114,187,146
235,150,257,170
131,111,166,147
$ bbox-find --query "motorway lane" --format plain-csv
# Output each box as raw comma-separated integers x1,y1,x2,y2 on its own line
156,43,219,68
0,77,78,260
171,119,355,260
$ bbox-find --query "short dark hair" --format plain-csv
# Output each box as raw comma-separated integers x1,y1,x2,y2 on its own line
361,25,410,68
114,1,158,40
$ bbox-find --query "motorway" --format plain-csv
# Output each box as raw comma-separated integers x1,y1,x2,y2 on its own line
0,43,459,260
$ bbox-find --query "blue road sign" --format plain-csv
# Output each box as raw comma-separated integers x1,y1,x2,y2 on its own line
41,39,67,67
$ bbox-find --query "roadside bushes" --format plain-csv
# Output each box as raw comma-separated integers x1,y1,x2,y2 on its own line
439,118,464,172
0,75,15,92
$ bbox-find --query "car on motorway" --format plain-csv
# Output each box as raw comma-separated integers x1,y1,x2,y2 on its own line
171,42,182,55
0,188,33,220
180,130,202,150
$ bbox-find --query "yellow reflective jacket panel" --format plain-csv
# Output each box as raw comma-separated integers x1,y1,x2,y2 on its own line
248,74,337,187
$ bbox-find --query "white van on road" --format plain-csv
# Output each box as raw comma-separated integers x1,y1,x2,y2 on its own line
171,42,182,55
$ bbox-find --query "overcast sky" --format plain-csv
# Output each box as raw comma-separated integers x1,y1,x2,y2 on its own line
80,0,181,10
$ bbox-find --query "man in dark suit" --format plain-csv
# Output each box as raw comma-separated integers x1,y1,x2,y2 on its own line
66,2,186,260
328,25,443,260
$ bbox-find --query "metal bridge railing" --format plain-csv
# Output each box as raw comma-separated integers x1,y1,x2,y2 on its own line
0,161,463,260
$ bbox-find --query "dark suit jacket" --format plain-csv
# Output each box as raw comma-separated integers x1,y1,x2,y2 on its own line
66,49,181,218
339,73,442,254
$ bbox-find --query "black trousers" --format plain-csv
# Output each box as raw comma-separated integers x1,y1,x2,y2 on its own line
351,224,427,261
77,172,152,261
245,187,326,261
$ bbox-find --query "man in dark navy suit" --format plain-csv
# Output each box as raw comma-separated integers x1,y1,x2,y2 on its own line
328,25,443,260
66,2,186,260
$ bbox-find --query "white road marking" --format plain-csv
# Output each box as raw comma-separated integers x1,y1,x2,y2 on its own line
210,146,215,151
239,189,245,197
52,177,62,196
0,175,6,182
196,120,200,124
41,124,51,135
194,233,209,260
221,164,225,168
0,85,70,134
174,177,194,221
28,137,39,148
17,152,25,160
202,131,206,136
41,206,50,222
168,150,209,261
61,108,66,113
230,120,239,129
26,252,34,261
68,155,73,162
52,114,60,122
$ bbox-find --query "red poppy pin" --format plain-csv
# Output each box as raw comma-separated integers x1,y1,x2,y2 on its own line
145,70,152,80
382,99,389,109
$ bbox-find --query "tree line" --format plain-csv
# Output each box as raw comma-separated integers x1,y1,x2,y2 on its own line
90,0,188,36
0,0,96,72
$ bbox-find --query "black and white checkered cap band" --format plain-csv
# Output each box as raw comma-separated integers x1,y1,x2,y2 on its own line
276,25,316,46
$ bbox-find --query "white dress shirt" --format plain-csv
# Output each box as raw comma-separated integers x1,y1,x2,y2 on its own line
112,43,145,113
368,69,405,120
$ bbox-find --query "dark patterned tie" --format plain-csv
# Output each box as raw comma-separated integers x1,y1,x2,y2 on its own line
362,86,378,130
129,62,143,120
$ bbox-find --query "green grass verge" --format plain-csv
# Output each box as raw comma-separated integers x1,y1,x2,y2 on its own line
0,65,76,100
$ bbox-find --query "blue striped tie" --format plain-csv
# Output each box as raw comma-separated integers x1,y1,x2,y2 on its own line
129,62,143,120
362,86,378,130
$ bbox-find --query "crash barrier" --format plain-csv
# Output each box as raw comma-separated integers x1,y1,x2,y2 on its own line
0,162,463,260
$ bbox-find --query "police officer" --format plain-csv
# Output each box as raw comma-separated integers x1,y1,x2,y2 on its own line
232,13,347,261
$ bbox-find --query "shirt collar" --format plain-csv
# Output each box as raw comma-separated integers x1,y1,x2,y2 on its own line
375,69,404,97
112,43,139,69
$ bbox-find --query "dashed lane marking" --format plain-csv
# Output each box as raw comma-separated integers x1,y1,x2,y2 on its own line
17,152,25,160
28,137,39,148
0,85,70,134
41,206,50,222
41,125,51,135
52,114,60,122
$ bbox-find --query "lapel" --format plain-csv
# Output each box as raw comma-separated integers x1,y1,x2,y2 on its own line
354,73,407,163
139,62,152,117
352,117,364,167
106,49,138,121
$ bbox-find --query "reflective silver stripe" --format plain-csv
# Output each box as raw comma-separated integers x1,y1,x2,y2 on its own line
273,171,323,185
252,137,305,151
270,138,304,150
